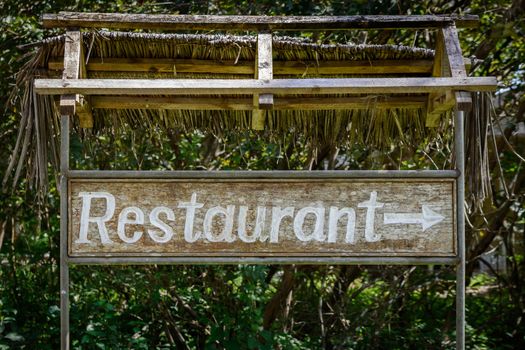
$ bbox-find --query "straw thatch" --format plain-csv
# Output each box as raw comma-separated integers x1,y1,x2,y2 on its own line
4,30,493,207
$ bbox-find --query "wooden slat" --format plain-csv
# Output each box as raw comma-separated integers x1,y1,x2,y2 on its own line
76,96,93,128
252,32,273,130
442,25,472,112
58,30,94,128
273,59,436,75
35,77,498,95
91,95,427,110
76,41,94,128
59,31,82,115
257,33,273,109
42,12,479,30
426,25,472,126
442,25,467,78
274,96,427,110
47,58,437,75
426,29,447,127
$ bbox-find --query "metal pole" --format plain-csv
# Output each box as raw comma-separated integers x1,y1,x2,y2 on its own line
60,114,70,350
455,110,465,350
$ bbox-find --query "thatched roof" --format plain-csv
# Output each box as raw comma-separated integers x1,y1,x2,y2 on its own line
17,31,437,141
5,31,492,206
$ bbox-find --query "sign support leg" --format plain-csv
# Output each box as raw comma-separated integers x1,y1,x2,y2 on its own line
60,114,70,350
455,110,465,350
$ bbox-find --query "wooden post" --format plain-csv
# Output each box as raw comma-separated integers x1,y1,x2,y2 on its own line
59,31,81,116
252,32,273,130
59,31,93,128
426,24,472,126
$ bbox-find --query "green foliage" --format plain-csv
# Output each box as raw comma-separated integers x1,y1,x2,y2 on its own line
1,0,525,349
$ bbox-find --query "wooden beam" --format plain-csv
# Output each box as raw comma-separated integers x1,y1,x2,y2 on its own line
59,31,82,115
47,58,439,75
426,29,447,127
76,96,93,128
58,30,94,128
91,95,427,110
273,59,438,75
274,96,427,110
76,41,94,128
426,25,472,126
34,77,498,96
442,25,467,78
257,33,273,109
42,12,479,30
252,32,273,130
442,25,472,112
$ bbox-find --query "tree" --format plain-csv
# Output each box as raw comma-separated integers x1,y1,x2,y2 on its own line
1,0,524,349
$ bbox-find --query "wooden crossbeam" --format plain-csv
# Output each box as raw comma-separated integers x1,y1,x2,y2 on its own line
42,12,479,30
35,77,497,95
90,95,427,110
47,58,443,75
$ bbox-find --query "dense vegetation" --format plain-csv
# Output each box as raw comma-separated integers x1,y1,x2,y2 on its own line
1,0,524,349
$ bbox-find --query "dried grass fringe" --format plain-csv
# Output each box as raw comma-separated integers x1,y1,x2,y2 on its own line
3,31,493,208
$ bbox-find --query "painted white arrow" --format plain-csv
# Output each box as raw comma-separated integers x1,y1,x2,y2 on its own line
383,206,444,231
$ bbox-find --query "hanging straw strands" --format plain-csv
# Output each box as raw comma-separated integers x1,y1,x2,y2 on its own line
4,30,494,207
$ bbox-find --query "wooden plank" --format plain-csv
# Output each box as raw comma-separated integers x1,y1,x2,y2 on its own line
59,31,82,115
68,178,456,258
47,58,437,75
273,59,436,75
257,32,273,110
426,28,448,127
93,96,254,110
426,24,472,125
253,32,273,130
91,95,427,110
76,96,93,128
442,25,472,112
58,30,94,128
43,12,479,30
442,25,467,78
49,58,254,74
34,77,498,95
274,96,427,110
76,42,94,128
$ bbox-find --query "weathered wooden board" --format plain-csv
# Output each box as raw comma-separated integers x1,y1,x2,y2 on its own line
68,178,456,257
43,13,480,30
34,77,498,96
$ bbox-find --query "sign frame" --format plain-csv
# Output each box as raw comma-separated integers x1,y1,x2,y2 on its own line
59,113,466,348
66,171,458,264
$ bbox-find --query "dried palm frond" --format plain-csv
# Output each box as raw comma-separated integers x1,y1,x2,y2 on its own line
4,30,492,207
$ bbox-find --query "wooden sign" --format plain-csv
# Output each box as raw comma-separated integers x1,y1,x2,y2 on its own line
68,178,456,257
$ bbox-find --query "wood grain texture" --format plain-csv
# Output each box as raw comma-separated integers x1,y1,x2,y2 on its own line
35,77,498,96
68,178,456,258
88,95,427,110
47,58,437,75
59,31,82,116
42,12,479,30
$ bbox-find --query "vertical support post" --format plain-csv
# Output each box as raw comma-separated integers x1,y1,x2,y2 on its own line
60,30,79,350
60,114,70,350
455,110,465,350
252,31,273,130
